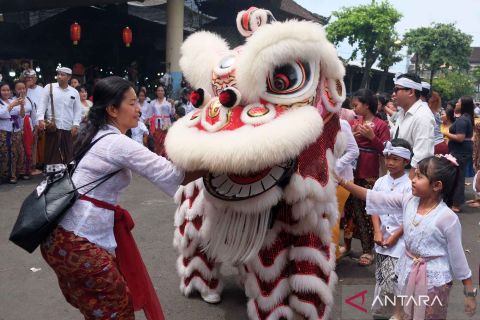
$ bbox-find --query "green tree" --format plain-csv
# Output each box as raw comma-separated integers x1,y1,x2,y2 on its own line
404,23,473,84
472,66,480,86
432,71,475,102
377,34,403,93
326,1,402,89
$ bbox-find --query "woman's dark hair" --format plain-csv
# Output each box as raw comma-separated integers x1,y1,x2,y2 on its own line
70,76,81,84
353,88,377,115
377,95,387,108
74,76,133,156
76,85,88,94
417,156,460,207
0,82,11,99
13,79,26,87
389,138,413,169
341,97,351,109
137,88,146,97
460,96,474,126
445,106,455,124
0,82,11,90
428,91,442,111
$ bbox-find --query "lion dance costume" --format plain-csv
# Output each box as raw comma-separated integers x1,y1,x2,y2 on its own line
165,8,347,320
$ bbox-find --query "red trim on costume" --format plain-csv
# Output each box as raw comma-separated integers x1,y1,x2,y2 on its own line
293,292,327,319
79,195,164,320
183,271,219,289
254,267,289,297
182,250,215,270
254,299,289,320
242,7,258,32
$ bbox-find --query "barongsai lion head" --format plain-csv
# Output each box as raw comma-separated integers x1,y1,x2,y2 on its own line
166,7,346,262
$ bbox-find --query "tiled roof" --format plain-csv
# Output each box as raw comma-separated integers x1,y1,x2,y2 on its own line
279,0,329,24
470,47,480,64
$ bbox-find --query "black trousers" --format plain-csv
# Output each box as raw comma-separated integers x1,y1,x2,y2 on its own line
44,129,73,165
451,152,472,207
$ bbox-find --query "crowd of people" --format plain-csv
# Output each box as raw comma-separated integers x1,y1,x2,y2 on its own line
0,67,194,185
333,72,478,319
1,66,478,319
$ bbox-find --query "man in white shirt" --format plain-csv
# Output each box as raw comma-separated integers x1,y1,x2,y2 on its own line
23,69,44,173
391,73,435,178
37,67,82,165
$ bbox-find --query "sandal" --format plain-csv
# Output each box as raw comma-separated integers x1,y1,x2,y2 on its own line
467,201,480,208
358,253,374,266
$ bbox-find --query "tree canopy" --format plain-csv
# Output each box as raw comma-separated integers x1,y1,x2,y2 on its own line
404,23,473,83
432,71,475,102
326,1,402,89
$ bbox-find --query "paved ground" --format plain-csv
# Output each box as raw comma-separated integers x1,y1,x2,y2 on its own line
1,174,479,320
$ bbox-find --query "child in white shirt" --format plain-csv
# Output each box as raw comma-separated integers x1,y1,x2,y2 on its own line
370,139,412,318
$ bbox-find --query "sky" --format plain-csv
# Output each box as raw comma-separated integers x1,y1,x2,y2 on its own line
297,0,480,72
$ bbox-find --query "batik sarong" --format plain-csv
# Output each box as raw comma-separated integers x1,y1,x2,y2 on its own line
372,253,398,317
41,226,134,320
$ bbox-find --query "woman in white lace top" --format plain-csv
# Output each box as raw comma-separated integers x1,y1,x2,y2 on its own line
40,76,201,320
338,155,476,320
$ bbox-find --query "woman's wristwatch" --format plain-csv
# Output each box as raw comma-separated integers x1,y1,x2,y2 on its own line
464,288,477,297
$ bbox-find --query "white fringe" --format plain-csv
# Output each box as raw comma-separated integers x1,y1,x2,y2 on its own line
203,209,271,264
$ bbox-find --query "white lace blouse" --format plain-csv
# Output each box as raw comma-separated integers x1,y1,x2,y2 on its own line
59,125,184,252
366,191,471,292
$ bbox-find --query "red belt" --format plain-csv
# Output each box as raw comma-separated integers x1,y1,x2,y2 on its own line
23,115,33,158
80,195,164,320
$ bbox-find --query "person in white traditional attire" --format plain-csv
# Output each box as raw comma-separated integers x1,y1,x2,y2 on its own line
14,80,37,179
391,73,435,178
76,85,93,120
332,119,359,259
338,154,477,320
0,82,26,183
37,66,82,165
370,139,412,319
149,85,174,156
23,69,43,174
137,89,151,122
41,76,203,320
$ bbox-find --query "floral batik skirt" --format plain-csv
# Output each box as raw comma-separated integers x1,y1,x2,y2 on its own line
41,226,134,320
372,253,398,317
344,178,376,253
0,130,26,179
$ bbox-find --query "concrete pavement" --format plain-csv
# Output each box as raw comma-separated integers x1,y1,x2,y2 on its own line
1,174,478,320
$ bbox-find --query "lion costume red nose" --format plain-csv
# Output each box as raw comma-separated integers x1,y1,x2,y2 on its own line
190,88,204,108
219,87,241,108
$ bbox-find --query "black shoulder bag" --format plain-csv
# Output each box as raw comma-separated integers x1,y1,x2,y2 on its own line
9,132,120,253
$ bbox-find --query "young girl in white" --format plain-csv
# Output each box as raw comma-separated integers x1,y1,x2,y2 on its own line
370,139,412,319
337,155,476,320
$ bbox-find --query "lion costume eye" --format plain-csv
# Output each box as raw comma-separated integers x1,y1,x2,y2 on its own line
266,61,311,95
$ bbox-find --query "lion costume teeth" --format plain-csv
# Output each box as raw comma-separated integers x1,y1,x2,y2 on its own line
167,7,346,319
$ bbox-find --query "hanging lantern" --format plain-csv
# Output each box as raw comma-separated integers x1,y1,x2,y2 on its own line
122,26,132,47
70,22,81,45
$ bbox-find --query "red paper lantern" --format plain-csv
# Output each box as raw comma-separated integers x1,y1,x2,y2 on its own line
72,63,85,76
70,22,81,45
122,27,132,47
